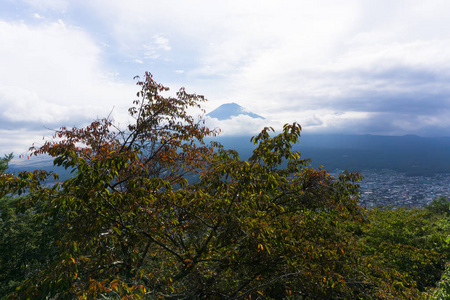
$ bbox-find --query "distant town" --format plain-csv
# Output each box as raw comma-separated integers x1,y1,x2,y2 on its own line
334,169,450,207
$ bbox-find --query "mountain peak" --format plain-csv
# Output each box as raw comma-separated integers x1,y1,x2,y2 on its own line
207,103,265,120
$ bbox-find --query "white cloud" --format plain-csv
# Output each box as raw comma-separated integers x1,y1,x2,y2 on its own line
153,34,171,51
2,0,450,156
22,0,69,12
0,19,135,154
0,86,68,123
205,115,269,137
0,128,48,157
33,13,44,19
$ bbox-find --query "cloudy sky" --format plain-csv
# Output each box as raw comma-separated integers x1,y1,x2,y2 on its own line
2,0,450,155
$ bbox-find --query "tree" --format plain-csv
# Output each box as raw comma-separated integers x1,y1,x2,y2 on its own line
0,153,13,174
363,204,450,293
426,196,450,217
430,263,450,300
1,72,217,299
0,194,62,297
0,152,63,297
0,73,424,299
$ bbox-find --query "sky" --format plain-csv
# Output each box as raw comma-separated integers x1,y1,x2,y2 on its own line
2,0,450,155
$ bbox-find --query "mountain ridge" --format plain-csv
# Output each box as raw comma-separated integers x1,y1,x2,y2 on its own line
7,134,450,177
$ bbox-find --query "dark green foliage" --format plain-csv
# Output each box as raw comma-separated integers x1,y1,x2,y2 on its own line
0,196,61,298
426,197,450,217
363,202,450,293
0,153,13,175
430,263,450,300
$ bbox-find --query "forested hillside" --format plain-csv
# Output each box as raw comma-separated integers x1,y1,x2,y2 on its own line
1,74,450,299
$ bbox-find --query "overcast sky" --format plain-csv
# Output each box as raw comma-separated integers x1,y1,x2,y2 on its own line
2,0,450,155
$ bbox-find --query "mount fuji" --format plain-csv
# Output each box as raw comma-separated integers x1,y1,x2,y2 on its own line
207,103,264,120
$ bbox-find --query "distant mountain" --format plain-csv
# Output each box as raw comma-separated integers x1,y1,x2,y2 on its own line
296,134,450,176
7,155,74,184
207,103,264,120
8,134,450,177
208,134,450,176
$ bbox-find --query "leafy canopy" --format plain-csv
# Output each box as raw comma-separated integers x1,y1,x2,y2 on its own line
0,153,13,174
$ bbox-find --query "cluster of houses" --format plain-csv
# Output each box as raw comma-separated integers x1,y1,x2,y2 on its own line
332,169,450,207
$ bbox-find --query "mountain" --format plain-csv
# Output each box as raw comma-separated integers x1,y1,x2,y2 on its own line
296,134,450,176
209,134,450,176
7,155,74,184
8,134,450,177
207,103,264,120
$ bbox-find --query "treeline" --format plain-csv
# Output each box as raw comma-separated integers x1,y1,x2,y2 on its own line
1,73,450,299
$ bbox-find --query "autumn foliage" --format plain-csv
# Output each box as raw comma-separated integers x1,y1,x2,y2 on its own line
1,73,445,299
